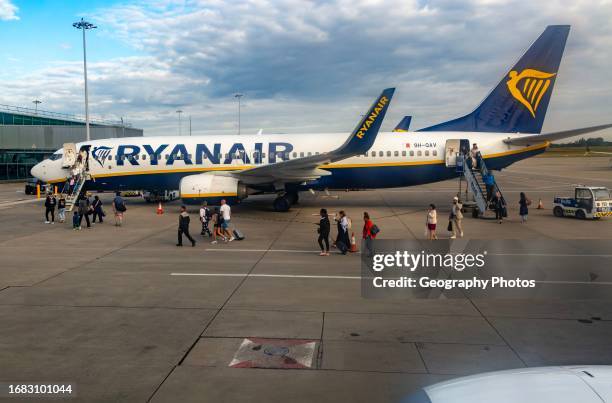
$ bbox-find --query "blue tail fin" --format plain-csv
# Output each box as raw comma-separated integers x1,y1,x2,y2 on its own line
393,116,412,132
419,25,570,134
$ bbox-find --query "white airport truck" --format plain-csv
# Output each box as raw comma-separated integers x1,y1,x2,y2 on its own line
553,186,612,219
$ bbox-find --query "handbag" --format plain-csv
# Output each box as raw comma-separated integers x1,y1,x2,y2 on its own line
447,220,453,232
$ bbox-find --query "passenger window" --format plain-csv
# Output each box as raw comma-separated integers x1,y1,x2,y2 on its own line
425,150,430,156
165,155,169,160
262,153,266,158
417,151,422,156
293,152,297,158
307,152,312,156
402,151,406,157
433,150,437,156
315,152,319,155
142,154,147,160
379,151,383,157
394,151,399,157
300,152,304,157
410,151,414,156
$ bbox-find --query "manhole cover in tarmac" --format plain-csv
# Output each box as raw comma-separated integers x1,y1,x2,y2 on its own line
229,338,317,369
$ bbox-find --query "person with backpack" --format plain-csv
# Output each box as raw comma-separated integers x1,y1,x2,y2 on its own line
335,210,350,255
493,191,506,224
57,196,66,223
519,192,531,223
362,212,379,257
316,208,331,256
177,205,196,247
77,193,91,229
199,202,212,237
112,191,126,226
44,193,57,224
450,196,464,238
91,195,104,224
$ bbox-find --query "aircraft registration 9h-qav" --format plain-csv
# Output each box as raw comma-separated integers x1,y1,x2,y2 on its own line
31,25,612,211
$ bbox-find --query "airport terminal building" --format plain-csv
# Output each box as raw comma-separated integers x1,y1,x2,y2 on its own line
0,104,143,181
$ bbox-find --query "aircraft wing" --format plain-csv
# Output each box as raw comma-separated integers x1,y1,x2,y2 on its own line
503,124,612,146
230,88,395,185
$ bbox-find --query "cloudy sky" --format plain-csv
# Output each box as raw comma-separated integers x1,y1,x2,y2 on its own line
1,0,611,139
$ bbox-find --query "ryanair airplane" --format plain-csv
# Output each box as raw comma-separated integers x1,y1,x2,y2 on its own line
31,25,612,211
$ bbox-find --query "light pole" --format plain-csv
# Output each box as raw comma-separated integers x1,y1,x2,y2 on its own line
176,110,183,135
32,100,42,115
73,18,97,142
234,93,243,135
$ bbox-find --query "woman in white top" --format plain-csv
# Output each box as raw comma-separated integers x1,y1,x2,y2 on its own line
426,204,438,240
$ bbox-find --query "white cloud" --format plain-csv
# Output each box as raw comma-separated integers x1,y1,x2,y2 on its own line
0,0,18,20
1,0,611,140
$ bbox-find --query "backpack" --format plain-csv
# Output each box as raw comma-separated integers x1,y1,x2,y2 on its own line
370,224,380,235
115,199,126,212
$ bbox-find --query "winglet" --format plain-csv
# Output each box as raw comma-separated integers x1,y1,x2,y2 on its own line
335,88,395,156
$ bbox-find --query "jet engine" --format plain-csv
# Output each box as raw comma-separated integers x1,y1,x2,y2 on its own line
179,172,250,204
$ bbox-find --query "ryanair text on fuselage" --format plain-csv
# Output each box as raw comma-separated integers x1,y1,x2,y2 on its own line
93,142,295,168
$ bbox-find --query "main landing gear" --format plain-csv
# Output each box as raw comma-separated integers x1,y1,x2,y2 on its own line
273,192,299,212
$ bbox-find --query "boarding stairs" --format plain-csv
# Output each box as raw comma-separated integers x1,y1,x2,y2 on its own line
459,153,505,217
59,172,87,212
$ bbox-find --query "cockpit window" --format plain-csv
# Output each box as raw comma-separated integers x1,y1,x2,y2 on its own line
48,152,63,161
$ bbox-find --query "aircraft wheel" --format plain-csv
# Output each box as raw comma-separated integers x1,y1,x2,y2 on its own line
286,192,299,205
553,206,564,217
273,196,291,212
575,209,586,220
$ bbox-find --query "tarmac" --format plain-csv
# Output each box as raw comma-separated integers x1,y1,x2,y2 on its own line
0,156,611,402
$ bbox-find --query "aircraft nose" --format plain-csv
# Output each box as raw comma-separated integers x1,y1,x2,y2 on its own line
30,162,45,180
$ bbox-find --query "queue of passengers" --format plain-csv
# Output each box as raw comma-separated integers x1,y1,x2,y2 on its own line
43,191,127,229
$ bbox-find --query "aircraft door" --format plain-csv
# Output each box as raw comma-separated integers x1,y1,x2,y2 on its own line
445,139,460,167
62,143,77,168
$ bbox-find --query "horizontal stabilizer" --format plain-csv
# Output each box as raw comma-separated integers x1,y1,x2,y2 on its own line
503,124,612,146
393,116,412,132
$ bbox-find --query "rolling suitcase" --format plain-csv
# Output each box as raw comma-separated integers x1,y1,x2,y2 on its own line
233,229,245,240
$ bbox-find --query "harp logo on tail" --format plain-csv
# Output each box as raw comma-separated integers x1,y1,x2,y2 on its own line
506,69,556,118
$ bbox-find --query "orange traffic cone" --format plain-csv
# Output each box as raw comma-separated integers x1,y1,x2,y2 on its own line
537,198,544,209
156,201,164,215
349,232,358,253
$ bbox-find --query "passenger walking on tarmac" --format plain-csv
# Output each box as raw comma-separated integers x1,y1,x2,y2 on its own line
426,204,438,240
450,196,464,238
112,192,126,226
519,192,531,223
58,196,66,223
44,193,57,224
199,201,212,237
91,195,104,223
72,211,80,230
470,143,480,170
316,208,330,256
210,207,222,244
77,193,91,229
177,205,196,247
362,212,378,256
493,191,506,224
220,199,234,242
335,210,350,254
